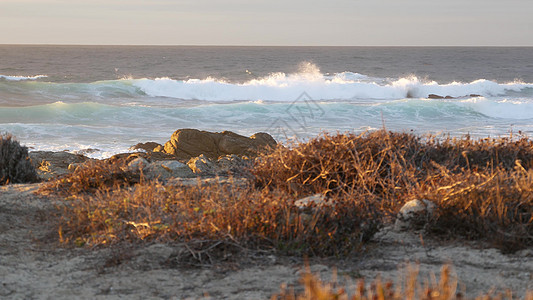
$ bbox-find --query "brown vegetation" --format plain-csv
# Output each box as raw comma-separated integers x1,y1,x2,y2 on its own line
273,264,533,300
39,130,533,255
39,158,140,196
253,131,533,251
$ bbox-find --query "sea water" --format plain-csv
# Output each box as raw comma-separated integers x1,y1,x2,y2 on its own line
1,46,532,158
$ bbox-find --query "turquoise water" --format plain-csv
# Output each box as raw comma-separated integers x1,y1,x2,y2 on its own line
1,46,533,158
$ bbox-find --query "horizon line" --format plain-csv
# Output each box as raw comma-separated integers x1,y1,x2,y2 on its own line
2,43,533,48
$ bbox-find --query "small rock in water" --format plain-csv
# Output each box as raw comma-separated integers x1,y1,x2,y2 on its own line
394,199,436,231
129,142,163,153
73,148,100,156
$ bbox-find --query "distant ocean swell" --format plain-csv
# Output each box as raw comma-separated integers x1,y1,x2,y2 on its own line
1,71,533,103
2,64,533,158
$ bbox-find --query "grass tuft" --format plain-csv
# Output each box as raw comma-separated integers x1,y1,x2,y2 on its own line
273,263,531,300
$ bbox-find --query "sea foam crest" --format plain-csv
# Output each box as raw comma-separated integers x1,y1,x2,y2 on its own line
0,74,47,81
131,63,533,101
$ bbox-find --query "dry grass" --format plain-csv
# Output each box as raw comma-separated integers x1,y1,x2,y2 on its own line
39,159,140,196
273,264,532,300
53,178,379,256
253,131,533,251
39,130,533,254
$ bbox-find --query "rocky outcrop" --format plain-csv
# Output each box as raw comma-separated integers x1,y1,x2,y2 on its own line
187,154,215,175
428,94,482,99
29,151,91,180
125,156,195,180
162,129,276,160
129,142,163,153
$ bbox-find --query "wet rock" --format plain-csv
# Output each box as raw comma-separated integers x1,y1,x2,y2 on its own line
394,199,436,231
129,142,163,153
72,148,100,156
428,94,482,99
162,129,276,160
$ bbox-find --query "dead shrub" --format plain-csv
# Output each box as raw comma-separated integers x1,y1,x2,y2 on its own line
55,179,381,256
42,129,533,254
252,130,533,252
0,134,39,185
39,159,140,196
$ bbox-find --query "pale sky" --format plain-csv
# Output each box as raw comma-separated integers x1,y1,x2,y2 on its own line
1,0,532,46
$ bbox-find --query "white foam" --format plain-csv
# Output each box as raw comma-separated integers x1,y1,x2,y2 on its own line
458,98,533,120
130,64,533,102
0,74,47,81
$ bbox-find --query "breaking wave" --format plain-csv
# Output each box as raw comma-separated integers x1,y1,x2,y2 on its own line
0,74,48,81
1,64,532,103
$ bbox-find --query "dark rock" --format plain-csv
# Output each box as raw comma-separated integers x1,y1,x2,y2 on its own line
428,94,483,99
129,142,163,153
428,94,445,99
73,148,100,156
162,129,276,160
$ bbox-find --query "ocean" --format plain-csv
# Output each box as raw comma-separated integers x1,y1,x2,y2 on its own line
1,45,533,158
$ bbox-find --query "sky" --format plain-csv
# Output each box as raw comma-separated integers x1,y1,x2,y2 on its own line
1,0,532,46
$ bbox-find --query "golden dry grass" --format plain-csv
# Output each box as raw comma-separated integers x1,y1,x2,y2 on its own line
273,264,532,300
39,130,533,253
253,131,533,252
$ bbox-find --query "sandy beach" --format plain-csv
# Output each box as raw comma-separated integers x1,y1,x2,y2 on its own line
1,182,532,299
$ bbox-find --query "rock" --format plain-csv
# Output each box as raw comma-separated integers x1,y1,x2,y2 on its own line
67,163,83,171
72,148,100,156
215,154,251,175
109,152,177,165
29,151,91,180
144,160,195,181
126,157,149,172
187,154,215,174
162,129,276,160
132,244,178,268
428,94,483,99
294,194,329,209
394,199,436,231
129,142,163,153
